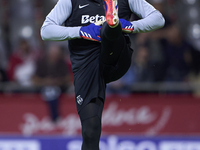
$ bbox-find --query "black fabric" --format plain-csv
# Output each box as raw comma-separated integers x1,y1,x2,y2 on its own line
64,0,134,149
73,22,133,112
101,22,122,41
79,97,104,121
65,0,134,112
100,22,133,83
66,0,104,51
100,22,124,65
81,116,101,150
72,53,106,112
118,0,132,20
102,38,133,83
79,98,104,150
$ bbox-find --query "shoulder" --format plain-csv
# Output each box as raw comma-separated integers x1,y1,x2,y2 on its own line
58,0,72,5
54,0,72,10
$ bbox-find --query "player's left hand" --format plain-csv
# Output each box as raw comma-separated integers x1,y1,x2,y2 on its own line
79,23,101,42
119,18,134,33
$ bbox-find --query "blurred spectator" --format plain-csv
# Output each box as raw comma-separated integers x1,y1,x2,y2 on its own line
162,24,192,82
132,45,154,82
136,0,176,82
32,44,71,122
149,23,193,82
7,39,40,86
0,66,8,83
138,24,193,82
137,0,195,83
0,41,7,70
0,41,8,82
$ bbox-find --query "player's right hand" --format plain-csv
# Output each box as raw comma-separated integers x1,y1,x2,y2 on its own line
79,23,101,42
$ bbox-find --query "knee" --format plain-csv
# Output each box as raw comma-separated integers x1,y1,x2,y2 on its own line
82,117,101,140
82,127,98,140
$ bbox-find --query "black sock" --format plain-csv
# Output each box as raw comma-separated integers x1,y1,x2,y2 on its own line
101,22,122,41
100,22,126,65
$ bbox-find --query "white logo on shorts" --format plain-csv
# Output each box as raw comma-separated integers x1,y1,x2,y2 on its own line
77,95,83,105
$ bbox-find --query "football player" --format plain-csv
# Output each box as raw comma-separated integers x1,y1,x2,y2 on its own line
41,0,165,149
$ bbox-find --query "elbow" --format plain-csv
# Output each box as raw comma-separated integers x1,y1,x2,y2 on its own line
40,26,51,41
160,15,165,28
156,10,165,29
40,27,47,41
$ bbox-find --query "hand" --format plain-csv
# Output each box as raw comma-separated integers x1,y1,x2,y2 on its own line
79,23,101,42
119,18,134,33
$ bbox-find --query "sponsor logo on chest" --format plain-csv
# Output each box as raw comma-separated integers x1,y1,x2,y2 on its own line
81,14,105,24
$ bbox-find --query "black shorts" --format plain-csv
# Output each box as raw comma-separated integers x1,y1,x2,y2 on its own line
73,35,133,112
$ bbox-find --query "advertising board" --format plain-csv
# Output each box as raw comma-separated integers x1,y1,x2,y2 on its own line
0,94,200,135
0,135,200,150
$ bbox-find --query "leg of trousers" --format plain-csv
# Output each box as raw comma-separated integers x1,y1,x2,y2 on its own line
100,22,126,65
79,98,104,150
100,22,133,83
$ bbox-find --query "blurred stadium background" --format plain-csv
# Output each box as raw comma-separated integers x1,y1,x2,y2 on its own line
1,0,200,149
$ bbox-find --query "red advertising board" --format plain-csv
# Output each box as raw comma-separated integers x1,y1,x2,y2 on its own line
0,93,200,136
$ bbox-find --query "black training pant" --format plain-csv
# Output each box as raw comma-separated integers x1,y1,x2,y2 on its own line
100,22,133,83
79,22,133,150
